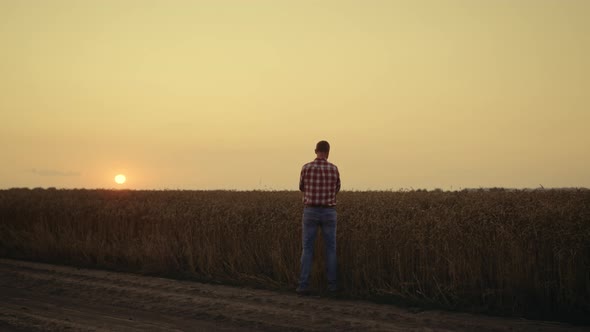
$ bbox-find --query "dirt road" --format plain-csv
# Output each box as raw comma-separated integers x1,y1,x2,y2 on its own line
0,258,584,331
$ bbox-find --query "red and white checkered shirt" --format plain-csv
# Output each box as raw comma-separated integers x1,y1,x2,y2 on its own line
299,158,341,206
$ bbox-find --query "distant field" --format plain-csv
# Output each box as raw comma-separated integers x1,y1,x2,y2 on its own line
0,188,588,323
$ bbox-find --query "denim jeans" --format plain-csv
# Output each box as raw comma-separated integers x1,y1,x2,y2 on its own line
298,207,337,291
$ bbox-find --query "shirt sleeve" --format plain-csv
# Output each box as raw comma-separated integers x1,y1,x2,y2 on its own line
299,167,305,192
335,168,341,193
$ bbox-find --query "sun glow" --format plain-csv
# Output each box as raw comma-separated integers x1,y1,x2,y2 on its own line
114,174,126,185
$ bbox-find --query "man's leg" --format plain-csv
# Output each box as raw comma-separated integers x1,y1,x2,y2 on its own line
320,209,338,291
298,208,318,292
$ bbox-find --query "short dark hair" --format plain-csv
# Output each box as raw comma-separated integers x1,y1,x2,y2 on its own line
315,140,330,153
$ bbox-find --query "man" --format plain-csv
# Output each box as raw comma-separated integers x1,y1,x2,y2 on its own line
297,140,341,295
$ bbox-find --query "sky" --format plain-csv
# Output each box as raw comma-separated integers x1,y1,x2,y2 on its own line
1,0,589,190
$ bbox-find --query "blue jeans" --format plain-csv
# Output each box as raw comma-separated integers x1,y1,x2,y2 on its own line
298,207,337,291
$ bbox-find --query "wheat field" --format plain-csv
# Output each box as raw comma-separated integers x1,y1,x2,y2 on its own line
0,188,588,323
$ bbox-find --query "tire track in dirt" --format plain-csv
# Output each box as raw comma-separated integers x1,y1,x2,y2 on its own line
0,259,583,331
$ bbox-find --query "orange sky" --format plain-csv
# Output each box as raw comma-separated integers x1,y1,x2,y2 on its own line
1,1,589,190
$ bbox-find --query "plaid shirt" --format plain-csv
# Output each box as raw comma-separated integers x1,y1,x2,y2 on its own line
299,158,341,206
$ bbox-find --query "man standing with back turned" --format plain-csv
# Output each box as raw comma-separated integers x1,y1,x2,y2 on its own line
297,140,341,295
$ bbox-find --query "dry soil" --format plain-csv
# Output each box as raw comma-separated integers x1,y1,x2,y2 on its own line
0,258,584,331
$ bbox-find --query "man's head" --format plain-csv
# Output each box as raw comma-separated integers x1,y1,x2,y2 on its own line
315,140,330,159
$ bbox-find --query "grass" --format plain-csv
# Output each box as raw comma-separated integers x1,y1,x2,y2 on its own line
0,188,588,323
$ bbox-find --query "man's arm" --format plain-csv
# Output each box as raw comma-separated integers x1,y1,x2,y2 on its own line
299,168,305,192
335,168,341,194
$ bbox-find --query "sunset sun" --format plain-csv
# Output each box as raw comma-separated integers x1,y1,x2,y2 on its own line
114,174,126,185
